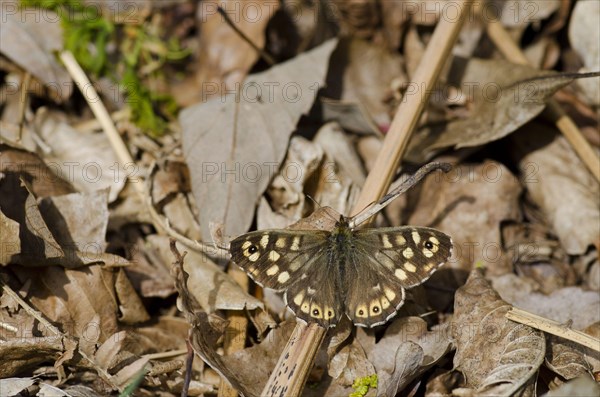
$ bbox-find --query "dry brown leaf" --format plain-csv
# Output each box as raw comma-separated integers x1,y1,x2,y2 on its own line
569,2,600,105
0,9,71,102
314,122,366,187
112,356,149,389
173,254,294,397
38,190,109,253
409,161,522,275
320,98,382,135
513,134,599,255
452,269,545,396
545,336,594,381
366,317,452,396
380,1,411,49
494,280,600,331
12,265,120,343
34,111,126,202
152,235,262,312
124,235,176,299
93,330,127,371
114,268,150,324
0,336,64,378
0,377,36,396
180,0,279,105
0,209,20,265
5,183,128,268
542,376,600,397
0,143,76,198
379,342,423,397
328,332,374,387
406,59,596,162
181,39,338,239
258,136,324,230
324,38,404,130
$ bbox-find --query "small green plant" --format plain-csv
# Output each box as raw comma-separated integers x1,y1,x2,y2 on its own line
118,365,147,397
20,0,188,136
349,374,378,397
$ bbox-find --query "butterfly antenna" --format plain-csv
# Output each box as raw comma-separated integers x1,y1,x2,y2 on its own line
306,194,321,209
349,162,452,228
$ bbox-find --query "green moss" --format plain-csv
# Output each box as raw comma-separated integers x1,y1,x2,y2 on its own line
349,374,378,397
20,0,188,137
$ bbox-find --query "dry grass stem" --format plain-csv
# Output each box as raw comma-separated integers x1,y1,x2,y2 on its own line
262,1,475,395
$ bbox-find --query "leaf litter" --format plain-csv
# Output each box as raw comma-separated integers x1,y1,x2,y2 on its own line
0,2,599,396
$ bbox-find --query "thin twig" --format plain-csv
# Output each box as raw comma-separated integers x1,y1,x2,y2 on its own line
261,2,475,396
350,162,452,228
217,6,276,66
60,51,183,243
351,0,475,219
17,71,31,143
485,17,600,182
143,349,187,360
59,51,140,191
506,307,600,352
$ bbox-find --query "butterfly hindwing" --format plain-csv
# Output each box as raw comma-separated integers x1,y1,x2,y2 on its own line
229,230,329,291
284,255,343,328
343,254,407,327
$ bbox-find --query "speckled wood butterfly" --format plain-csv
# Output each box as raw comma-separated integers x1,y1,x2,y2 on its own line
229,163,453,328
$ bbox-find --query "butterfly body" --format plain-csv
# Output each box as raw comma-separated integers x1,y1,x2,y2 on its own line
230,213,452,328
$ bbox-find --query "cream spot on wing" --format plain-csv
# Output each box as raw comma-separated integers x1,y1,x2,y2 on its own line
242,241,252,250
430,236,440,245
266,265,279,276
369,300,382,316
324,306,335,320
275,237,286,248
381,297,390,309
300,302,310,313
412,231,421,245
248,252,260,262
395,235,406,245
381,234,393,248
290,261,302,272
375,252,395,270
260,234,269,248
395,268,407,280
404,262,417,273
423,248,434,258
403,247,414,259
423,263,435,271
277,271,290,283
356,305,368,318
293,292,304,306
291,236,301,251
310,303,323,319
268,250,280,262
307,287,316,295
384,288,396,301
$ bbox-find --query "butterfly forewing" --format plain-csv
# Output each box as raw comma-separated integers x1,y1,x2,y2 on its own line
229,229,329,291
354,226,453,288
